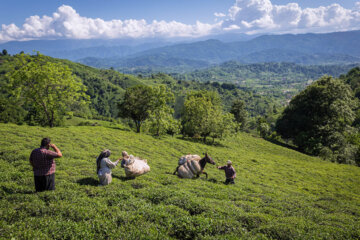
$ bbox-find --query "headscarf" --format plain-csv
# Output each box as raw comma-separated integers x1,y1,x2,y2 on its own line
96,149,111,174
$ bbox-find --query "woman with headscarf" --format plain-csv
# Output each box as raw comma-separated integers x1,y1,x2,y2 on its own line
96,149,119,186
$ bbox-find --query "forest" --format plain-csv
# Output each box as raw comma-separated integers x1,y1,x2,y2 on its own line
1,51,360,166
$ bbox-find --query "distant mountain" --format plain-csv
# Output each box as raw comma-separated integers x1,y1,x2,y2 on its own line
0,39,171,60
239,49,360,65
129,30,360,64
1,30,360,66
78,54,211,73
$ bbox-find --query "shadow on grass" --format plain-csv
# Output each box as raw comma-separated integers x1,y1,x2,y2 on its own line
112,174,135,181
265,138,300,152
77,177,99,186
105,126,131,132
1,186,33,194
206,178,218,183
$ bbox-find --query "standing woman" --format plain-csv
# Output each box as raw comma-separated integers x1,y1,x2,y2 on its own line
96,149,119,186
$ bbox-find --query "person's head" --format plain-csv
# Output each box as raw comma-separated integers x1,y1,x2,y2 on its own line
102,149,111,158
41,138,51,149
96,149,111,174
122,151,129,159
227,160,232,166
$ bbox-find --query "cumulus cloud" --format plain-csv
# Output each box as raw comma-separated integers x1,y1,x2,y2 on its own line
0,5,219,42
1,2,360,42
221,0,360,34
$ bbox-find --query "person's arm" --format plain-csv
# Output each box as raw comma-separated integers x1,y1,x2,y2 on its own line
231,167,236,179
217,165,225,170
120,158,125,168
105,158,119,169
50,144,62,158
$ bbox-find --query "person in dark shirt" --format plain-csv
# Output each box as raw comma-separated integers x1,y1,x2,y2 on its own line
29,138,62,192
218,160,236,184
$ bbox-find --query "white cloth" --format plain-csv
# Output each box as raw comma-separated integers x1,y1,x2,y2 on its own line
98,158,118,185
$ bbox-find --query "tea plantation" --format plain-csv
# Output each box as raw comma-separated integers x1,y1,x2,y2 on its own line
0,123,359,239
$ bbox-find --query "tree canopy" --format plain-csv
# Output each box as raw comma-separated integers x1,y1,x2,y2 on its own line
276,75,359,164
5,53,89,127
182,90,234,142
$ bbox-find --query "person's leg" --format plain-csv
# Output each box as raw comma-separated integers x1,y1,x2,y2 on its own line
230,178,235,184
225,178,230,185
34,175,46,192
45,173,55,190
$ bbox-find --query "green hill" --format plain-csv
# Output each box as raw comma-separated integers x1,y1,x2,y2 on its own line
1,123,359,239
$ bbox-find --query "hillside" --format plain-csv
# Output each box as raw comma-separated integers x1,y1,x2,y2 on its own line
0,54,280,120
1,123,359,239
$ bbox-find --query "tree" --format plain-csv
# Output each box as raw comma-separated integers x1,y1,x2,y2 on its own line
6,54,89,127
276,75,358,161
2,49,8,56
230,99,248,131
143,86,179,136
257,117,270,138
182,90,232,143
118,85,154,133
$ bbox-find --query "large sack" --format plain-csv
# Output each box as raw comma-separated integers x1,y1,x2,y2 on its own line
178,154,201,165
124,156,150,177
177,159,201,179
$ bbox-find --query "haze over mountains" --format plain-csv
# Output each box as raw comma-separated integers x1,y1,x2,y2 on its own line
1,30,360,72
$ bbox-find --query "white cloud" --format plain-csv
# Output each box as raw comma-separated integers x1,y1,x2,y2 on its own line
222,0,360,34
214,12,226,18
0,5,219,42
1,2,360,42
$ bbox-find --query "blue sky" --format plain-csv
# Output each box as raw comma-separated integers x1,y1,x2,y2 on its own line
1,0,360,42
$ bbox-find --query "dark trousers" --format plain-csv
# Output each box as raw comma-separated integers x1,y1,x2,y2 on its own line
225,178,235,185
34,173,55,192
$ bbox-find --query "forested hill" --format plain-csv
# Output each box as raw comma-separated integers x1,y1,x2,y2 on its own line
0,54,279,120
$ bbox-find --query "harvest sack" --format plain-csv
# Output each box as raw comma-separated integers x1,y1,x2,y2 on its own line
123,156,150,177
177,155,202,179
178,154,201,165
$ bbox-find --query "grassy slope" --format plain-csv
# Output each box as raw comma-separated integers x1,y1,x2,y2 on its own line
0,123,359,239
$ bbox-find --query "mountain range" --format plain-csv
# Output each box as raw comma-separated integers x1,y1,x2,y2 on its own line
1,30,360,71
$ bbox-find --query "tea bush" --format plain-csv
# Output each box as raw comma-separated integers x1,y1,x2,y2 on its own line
0,123,359,239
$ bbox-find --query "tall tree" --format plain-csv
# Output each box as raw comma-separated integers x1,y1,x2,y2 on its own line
6,53,89,127
118,85,154,133
230,99,248,131
144,85,179,136
182,90,232,143
276,75,358,162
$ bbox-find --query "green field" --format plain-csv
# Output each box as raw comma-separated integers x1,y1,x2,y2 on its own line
0,123,359,239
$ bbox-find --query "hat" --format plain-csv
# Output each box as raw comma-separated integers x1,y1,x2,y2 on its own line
227,160,232,165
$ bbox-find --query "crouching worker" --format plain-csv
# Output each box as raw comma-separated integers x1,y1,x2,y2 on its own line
218,160,236,184
96,149,119,186
29,138,62,192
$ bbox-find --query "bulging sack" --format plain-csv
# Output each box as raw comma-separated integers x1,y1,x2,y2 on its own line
178,154,201,165
124,156,150,177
